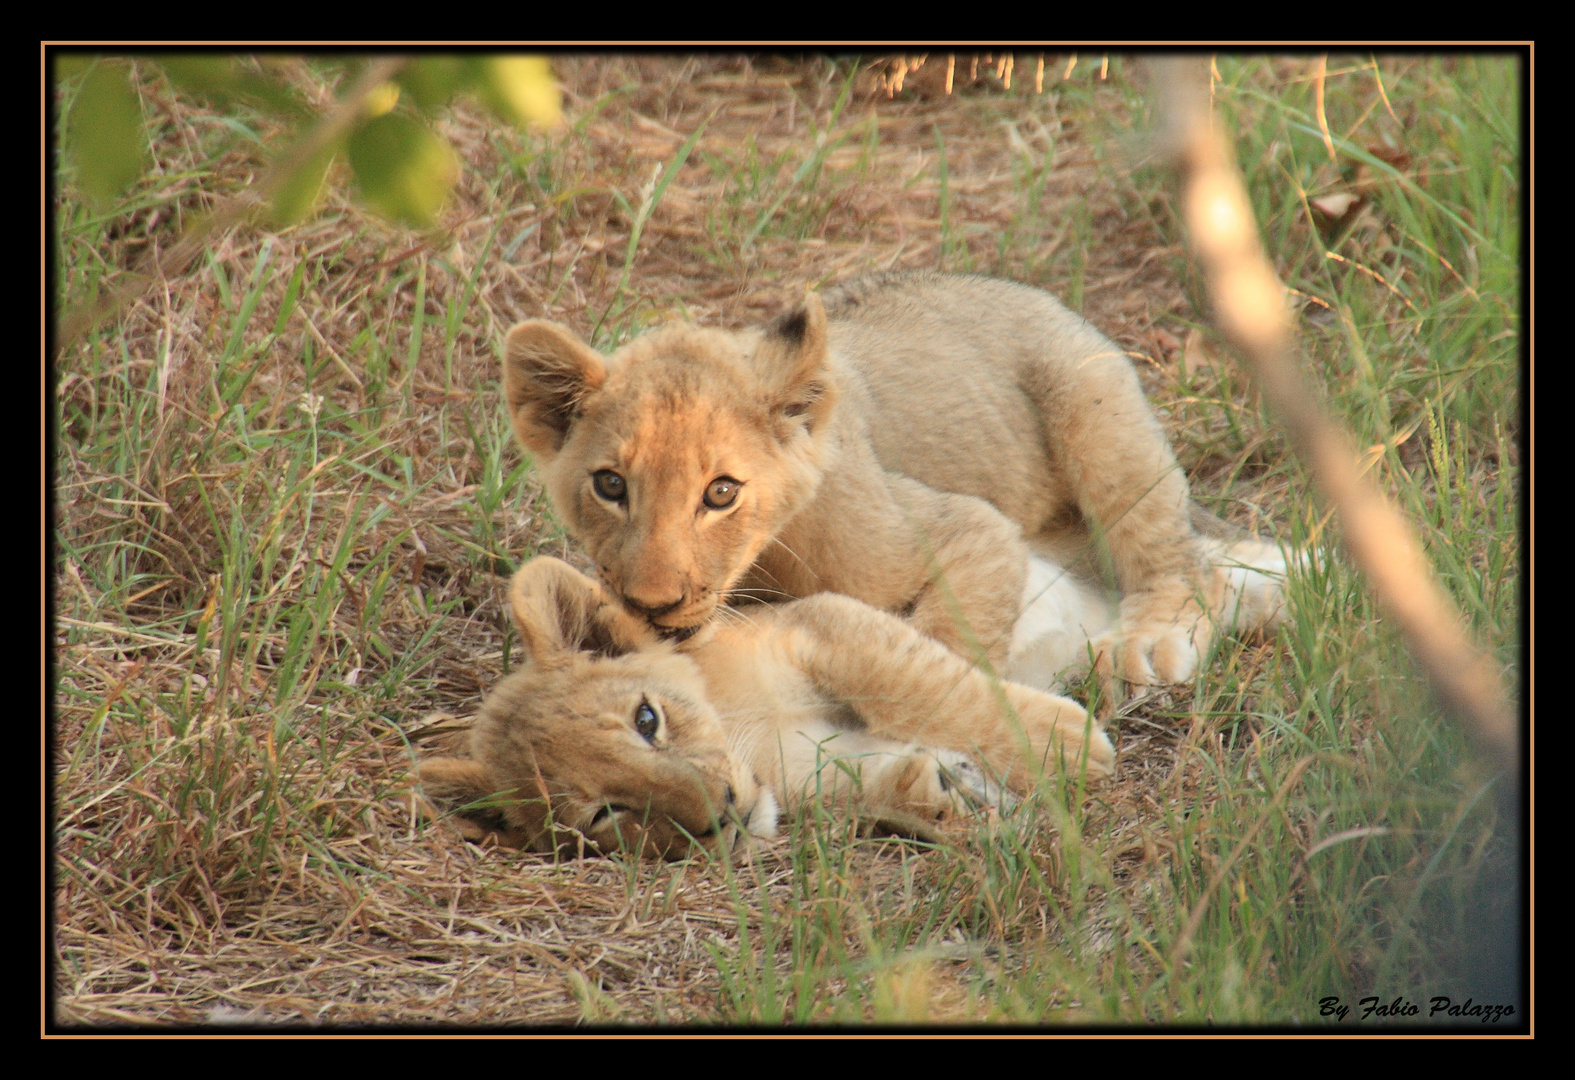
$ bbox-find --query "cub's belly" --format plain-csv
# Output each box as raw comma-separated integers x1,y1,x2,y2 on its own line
1005,554,1117,691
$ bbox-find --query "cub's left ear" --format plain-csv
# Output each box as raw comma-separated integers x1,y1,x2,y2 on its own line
503,321,608,458
757,292,838,436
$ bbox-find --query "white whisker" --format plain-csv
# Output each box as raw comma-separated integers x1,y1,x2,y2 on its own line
714,604,762,630
728,586,796,602
767,536,816,578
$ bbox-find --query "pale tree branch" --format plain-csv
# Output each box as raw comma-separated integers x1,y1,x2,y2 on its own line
1152,57,1518,774
56,56,408,349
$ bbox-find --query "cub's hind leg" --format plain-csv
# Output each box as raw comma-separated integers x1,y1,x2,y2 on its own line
1090,537,1295,697
1013,305,1215,691
1201,537,1293,635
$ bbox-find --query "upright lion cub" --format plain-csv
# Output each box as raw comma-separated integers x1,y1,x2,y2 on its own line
503,272,1243,691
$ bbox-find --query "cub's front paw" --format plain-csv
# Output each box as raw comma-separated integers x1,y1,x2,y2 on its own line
1092,623,1201,696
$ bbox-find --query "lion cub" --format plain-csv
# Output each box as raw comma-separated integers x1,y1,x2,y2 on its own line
419,556,1117,860
503,272,1244,695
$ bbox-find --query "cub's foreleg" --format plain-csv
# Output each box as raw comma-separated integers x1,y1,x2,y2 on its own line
1026,326,1213,690
889,478,1028,672
765,716,1011,822
776,594,1115,791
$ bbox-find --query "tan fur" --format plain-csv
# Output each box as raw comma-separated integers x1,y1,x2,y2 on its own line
419,557,1116,859
504,272,1251,690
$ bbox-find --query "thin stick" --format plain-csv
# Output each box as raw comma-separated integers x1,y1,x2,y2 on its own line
1313,55,1338,165
1151,57,1517,774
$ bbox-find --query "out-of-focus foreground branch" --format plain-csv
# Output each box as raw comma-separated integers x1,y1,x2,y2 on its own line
55,56,407,350
1152,57,1518,774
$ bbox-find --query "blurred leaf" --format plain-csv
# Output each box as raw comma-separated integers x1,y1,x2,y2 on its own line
269,142,339,226
65,61,147,207
1311,192,1361,219
151,54,306,117
363,81,401,118
475,56,561,129
154,55,237,97
54,54,91,82
397,57,476,111
347,113,457,227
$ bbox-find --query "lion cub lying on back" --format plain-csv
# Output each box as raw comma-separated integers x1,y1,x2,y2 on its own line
419,536,1290,859
419,556,1115,860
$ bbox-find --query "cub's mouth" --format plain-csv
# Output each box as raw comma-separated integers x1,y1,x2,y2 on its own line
605,579,720,640
636,597,725,642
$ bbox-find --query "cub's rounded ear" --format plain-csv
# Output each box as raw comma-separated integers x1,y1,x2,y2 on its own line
757,292,838,437
508,556,655,665
417,758,517,844
418,758,553,850
503,321,608,457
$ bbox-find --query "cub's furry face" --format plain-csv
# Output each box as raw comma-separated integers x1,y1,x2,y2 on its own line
419,558,777,860
502,298,837,637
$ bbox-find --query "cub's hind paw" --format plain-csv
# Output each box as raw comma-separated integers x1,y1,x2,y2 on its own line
934,750,1020,815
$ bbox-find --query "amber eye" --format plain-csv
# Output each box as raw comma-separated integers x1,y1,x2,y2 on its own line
633,700,660,741
592,470,627,502
703,477,741,510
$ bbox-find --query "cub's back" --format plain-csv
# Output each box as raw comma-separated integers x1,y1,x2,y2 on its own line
820,272,1124,535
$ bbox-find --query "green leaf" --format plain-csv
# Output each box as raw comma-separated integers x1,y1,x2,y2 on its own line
347,113,458,227
65,61,147,207
397,57,475,111
475,56,561,128
151,54,306,118
153,55,237,97
268,141,339,226
53,54,91,82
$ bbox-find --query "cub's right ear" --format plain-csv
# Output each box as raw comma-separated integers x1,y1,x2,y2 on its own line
756,292,837,438
503,321,608,456
418,757,521,845
508,557,656,666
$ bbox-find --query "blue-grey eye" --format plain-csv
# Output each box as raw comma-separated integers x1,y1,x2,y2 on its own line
634,701,659,741
593,470,626,502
